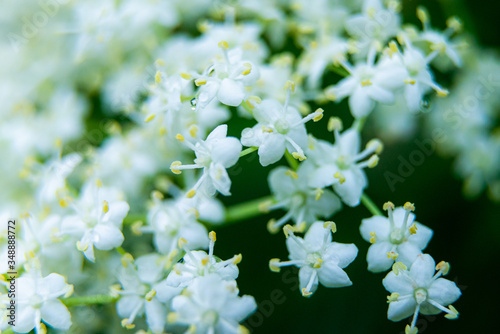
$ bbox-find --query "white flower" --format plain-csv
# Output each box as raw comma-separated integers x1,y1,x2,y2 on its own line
170,124,242,197
360,202,433,273
12,262,73,333
166,231,240,289
60,180,129,262
306,122,382,206
269,222,358,297
116,253,181,334
169,274,256,334
241,82,324,166
383,255,461,334
267,165,341,233
144,196,209,255
188,42,260,108
325,45,406,118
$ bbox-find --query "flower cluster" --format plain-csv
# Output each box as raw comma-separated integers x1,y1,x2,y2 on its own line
1,0,487,333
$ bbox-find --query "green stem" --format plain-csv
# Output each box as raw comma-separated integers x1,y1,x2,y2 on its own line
284,150,299,170
354,117,367,132
328,63,350,77
240,146,258,157
361,193,383,216
225,195,275,224
123,213,145,225
63,294,119,307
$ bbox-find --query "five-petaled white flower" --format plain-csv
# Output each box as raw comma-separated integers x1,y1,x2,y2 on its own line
383,254,461,334
269,222,358,297
267,165,341,233
169,274,257,334
360,201,433,273
241,81,324,166
170,124,242,197
187,41,260,108
60,180,129,262
12,261,73,333
306,121,382,206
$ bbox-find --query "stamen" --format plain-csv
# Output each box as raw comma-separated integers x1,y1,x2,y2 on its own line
302,270,317,297
334,171,346,184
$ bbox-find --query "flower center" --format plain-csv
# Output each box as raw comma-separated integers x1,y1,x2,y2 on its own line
202,310,219,325
414,288,428,305
389,228,405,244
30,294,43,309
274,119,290,134
291,193,306,207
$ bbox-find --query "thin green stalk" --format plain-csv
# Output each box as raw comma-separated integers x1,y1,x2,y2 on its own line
284,150,299,170
353,116,367,132
63,294,119,307
123,213,146,225
225,195,275,224
240,146,258,157
361,193,383,216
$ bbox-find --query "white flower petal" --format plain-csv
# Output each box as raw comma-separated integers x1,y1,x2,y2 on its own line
409,254,436,287
258,133,286,166
387,298,416,322
324,242,358,269
360,216,390,242
428,278,461,306
220,295,257,322
211,137,242,168
318,262,352,288
145,298,167,334
366,241,394,273
92,224,124,250
217,78,245,107
40,299,72,330
382,271,414,295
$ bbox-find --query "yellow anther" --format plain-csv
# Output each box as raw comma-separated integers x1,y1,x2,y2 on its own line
367,155,379,168
325,88,337,101
437,89,449,97
76,241,88,252
445,305,459,319
327,117,343,132
189,124,199,138
39,323,47,334
436,261,450,275
155,71,162,84
383,201,395,211
447,17,462,32
233,253,243,265
315,188,324,201
367,6,376,18
55,138,62,148
313,257,323,268
284,80,296,92
209,231,216,242
269,258,281,272
102,200,109,214
313,108,324,122
121,253,134,267
334,172,346,184
283,224,295,238
404,78,417,85
247,96,262,105
152,190,164,200
262,125,273,133
170,161,182,175
188,324,198,334
175,134,185,142
145,289,156,302
301,288,313,297
180,72,192,80
267,219,280,234
409,223,418,235
404,202,415,211
201,257,209,266
323,221,337,233
405,325,418,334
392,262,407,275
241,63,252,75
285,169,298,179
159,126,167,136
178,237,188,248
361,79,373,87
59,198,68,208
64,284,74,298
389,41,399,54
194,78,207,86
295,222,306,233
417,6,429,24
367,139,384,154
144,114,156,123
167,313,179,324
386,251,399,260
369,231,377,244
110,284,122,298
131,221,143,236
187,207,200,219
238,325,250,334
155,58,165,67
292,152,307,161
387,292,400,303
218,40,229,49
96,179,103,188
